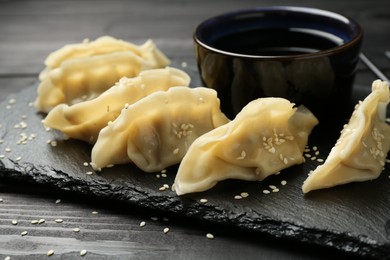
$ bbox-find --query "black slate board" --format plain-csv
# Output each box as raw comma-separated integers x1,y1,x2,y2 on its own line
1,74,390,259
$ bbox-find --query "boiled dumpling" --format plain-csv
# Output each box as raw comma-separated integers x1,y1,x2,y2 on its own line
35,37,170,113
43,67,190,143
302,80,390,193
39,36,167,80
173,97,318,195
91,87,230,172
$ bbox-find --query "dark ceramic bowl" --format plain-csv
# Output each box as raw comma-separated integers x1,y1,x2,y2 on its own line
194,6,363,121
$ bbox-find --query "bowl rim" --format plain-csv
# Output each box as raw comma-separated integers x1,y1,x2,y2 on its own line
193,6,364,60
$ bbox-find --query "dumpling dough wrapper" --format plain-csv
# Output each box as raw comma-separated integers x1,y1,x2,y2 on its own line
302,80,390,193
91,87,230,172
173,97,318,195
35,37,170,113
43,67,190,143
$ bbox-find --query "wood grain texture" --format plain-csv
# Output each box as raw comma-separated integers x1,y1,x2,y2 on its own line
0,0,389,259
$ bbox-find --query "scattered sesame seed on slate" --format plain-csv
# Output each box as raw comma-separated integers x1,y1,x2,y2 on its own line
234,195,242,200
206,233,214,239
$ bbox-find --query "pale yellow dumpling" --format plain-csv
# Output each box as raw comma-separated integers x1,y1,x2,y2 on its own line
39,36,159,80
302,80,390,193
35,37,170,113
91,87,230,172
173,97,318,195
43,67,190,143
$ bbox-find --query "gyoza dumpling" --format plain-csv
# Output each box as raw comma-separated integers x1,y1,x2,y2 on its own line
35,39,170,113
91,87,230,172
43,67,190,143
39,36,167,80
302,80,390,193
173,98,318,195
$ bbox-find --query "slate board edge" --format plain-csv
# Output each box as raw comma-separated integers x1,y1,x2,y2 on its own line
1,159,389,259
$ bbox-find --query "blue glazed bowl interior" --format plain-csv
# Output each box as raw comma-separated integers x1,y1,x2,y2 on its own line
195,6,362,58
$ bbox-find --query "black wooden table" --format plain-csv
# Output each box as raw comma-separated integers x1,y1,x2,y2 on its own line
1,0,389,259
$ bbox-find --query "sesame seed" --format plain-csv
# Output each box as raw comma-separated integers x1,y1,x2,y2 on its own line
0,198,3,202
5,148,11,152
151,217,158,221
159,186,166,191
80,249,88,256
281,180,287,186
55,199,61,204
92,211,98,215
313,146,318,151
83,162,89,166
140,221,146,227
263,190,270,194
161,173,167,178
12,220,18,225
163,227,170,234
21,231,28,236
55,219,63,223
317,158,324,163
38,219,45,224
234,195,242,200
5,256,10,260
304,153,311,158
269,185,277,190
236,150,246,160
15,156,21,161
181,61,188,68
283,158,288,165
0,155,4,159
163,184,170,189
31,220,39,224
240,192,248,198
206,233,214,239
156,174,160,178
73,227,80,232
272,188,280,193
173,148,179,154
86,171,93,175
161,169,167,174
200,198,208,203
47,250,54,256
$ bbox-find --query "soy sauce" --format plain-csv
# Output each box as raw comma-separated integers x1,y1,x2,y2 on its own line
210,28,343,56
